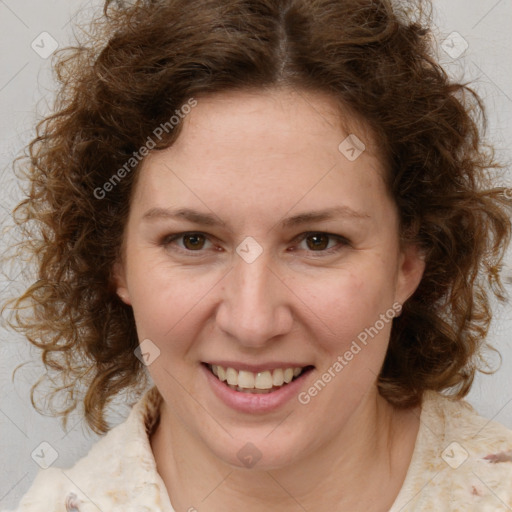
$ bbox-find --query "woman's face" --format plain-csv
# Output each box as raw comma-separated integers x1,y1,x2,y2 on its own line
114,88,425,469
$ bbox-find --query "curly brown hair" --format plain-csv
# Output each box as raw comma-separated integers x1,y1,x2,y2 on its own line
3,0,511,435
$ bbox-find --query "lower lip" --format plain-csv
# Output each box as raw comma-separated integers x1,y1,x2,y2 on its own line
201,364,314,414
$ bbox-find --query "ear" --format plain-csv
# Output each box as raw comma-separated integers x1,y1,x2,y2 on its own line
394,243,426,307
112,260,132,306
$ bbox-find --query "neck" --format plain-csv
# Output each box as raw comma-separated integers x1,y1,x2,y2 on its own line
151,388,420,512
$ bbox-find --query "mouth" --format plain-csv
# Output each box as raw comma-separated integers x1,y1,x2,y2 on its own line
203,363,315,394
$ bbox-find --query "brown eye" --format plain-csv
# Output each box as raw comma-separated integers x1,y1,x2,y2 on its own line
292,232,350,257
305,233,330,251
182,233,206,250
160,232,216,256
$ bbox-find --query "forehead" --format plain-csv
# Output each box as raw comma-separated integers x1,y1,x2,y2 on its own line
171,88,380,163
132,88,391,220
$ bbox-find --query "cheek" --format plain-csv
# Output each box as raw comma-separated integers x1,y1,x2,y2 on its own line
126,259,219,348
297,264,396,352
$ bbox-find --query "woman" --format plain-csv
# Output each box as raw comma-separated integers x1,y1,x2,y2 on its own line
3,0,512,510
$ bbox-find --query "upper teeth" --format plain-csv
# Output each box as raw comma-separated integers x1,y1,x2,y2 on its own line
211,365,303,390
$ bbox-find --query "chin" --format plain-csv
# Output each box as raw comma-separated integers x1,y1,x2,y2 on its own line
202,428,309,471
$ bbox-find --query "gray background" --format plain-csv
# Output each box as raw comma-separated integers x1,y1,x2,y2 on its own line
0,0,511,509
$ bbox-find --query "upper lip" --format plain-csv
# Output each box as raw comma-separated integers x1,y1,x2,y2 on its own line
204,361,314,373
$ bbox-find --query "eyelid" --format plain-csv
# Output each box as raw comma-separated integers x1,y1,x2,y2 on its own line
292,231,350,244
161,231,350,257
161,231,216,256
291,232,351,256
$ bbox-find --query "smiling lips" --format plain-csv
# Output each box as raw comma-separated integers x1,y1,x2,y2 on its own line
206,363,312,394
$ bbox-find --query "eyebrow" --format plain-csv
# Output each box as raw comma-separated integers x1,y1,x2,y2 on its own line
142,207,226,226
141,206,370,228
280,206,370,228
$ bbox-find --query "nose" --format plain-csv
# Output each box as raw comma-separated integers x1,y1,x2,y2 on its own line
215,251,294,348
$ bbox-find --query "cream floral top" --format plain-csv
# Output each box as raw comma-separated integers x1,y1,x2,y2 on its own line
5,387,512,511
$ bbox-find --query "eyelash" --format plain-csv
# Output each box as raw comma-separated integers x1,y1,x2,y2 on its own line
160,231,350,258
